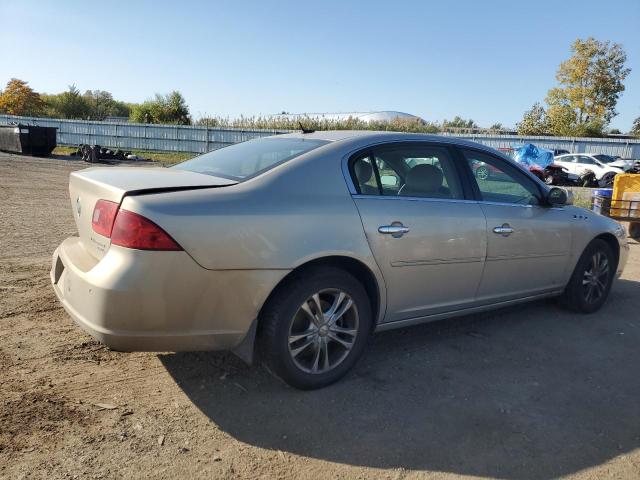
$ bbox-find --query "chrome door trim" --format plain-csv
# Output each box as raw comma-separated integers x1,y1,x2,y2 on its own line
486,252,567,262
391,257,484,267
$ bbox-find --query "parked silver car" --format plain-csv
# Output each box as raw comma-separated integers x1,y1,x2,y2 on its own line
51,131,629,389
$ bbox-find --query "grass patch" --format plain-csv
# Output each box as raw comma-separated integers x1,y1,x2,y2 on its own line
566,187,593,209
52,146,78,156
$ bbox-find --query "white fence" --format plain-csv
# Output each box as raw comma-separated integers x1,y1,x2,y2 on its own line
1,114,639,158
450,133,640,159
0,115,288,154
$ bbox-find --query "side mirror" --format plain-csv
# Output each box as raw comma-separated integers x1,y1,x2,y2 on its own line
547,187,572,206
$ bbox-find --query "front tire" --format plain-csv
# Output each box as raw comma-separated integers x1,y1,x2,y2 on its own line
259,266,372,390
600,172,616,187
560,239,616,313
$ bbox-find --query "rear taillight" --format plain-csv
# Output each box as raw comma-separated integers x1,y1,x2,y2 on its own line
92,200,182,251
111,209,182,251
92,200,119,237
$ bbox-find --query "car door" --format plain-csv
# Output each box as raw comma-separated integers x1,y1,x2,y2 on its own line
555,155,577,175
459,148,573,303
349,142,487,322
574,155,600,177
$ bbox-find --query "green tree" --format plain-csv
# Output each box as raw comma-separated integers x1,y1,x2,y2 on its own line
517,103,548,136
630,117,640,137
0,78,45,116
43,85,91,119
442,116,478,129
130,91,191,125
545,37,630,136
83,90,120,120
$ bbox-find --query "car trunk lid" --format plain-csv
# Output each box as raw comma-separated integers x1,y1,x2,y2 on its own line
69,166,236,260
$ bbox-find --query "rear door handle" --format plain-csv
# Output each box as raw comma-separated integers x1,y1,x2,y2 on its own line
492,224,514,236
378,223,410,238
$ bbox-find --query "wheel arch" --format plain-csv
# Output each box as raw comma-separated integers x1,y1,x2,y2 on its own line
593,232,620,269
258,255,384,334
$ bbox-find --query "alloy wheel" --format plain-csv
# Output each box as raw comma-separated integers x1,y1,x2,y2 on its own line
582,251,610,304
287,289,359,374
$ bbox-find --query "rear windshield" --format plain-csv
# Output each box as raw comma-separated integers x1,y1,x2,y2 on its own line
173,137,329,180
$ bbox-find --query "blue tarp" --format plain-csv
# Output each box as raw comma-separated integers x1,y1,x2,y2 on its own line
512,143,554,169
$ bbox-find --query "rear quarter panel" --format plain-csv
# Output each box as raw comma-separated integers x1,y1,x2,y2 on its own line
121,143,381,274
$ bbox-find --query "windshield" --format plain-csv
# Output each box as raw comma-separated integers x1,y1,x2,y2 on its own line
173,137,329,180
593,154,616,164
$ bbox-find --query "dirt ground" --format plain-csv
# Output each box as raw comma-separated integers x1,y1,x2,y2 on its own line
1,152,640,480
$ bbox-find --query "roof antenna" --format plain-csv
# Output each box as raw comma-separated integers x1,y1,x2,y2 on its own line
298,121,315,134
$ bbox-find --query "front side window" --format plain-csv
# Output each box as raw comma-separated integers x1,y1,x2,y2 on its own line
174,137,329,180
593,154,615,164
462,149,541,206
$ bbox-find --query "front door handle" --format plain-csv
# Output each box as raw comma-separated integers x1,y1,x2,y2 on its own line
378,222,410,238
493,223,514,237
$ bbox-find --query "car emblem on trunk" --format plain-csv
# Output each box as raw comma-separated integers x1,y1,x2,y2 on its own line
76,196,82,217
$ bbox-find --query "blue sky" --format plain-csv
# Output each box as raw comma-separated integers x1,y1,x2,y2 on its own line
1,0,638,130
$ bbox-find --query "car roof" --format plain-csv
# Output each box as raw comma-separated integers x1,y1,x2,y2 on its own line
277,130,502,152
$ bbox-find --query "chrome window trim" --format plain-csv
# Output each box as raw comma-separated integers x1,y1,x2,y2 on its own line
352,194,565,210
352,194,478,205
479,200,539,208
339,137,513,196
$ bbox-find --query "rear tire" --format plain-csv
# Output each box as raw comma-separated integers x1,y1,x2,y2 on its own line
629,222,640,240
560,239,616,313
259,266,372,390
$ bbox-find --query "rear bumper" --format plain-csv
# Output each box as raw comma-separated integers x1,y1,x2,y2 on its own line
51,237,288,352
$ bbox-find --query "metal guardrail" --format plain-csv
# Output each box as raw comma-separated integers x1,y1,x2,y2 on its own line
1,114,639,157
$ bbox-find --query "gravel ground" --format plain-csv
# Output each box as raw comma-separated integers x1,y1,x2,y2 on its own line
1,151,640,480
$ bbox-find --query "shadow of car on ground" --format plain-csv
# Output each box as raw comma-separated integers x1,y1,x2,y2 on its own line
160,278,640,480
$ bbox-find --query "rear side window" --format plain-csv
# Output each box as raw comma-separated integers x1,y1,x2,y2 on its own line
350,144,464,199
375,145,463,199
577,155,595,165
174,137,329,180
352,155,380,195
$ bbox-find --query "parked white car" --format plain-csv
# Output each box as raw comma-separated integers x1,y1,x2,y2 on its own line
554,154,628,187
